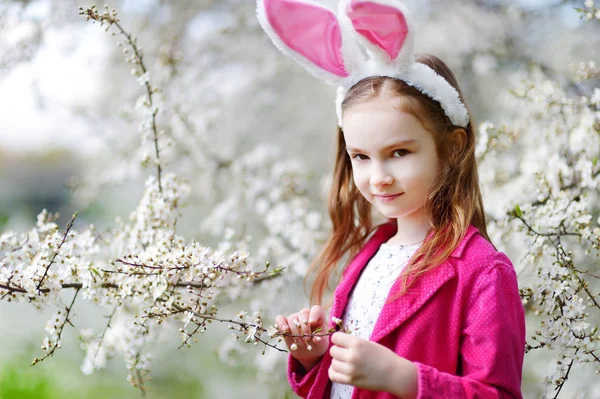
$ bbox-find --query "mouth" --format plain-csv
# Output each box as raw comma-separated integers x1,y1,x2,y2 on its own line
373,193,403,202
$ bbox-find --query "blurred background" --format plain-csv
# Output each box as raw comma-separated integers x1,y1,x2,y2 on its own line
1,0,599,398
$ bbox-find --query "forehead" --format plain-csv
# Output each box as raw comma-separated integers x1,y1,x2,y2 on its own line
341,95,432,147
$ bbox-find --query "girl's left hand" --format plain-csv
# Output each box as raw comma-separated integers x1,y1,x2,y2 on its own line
329,332,418,397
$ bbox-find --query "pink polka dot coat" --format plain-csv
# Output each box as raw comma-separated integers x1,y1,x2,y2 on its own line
288,223,526,398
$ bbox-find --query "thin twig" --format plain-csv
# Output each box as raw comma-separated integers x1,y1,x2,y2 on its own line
37,212,78,291
80,6,163,192
93,304,119,363
111,18,162,193
552,352,577,399
33,288,81,365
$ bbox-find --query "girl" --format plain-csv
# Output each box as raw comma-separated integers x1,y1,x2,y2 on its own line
258,0,526,398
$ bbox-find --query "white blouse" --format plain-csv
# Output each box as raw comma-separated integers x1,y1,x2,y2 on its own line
330,242,421,399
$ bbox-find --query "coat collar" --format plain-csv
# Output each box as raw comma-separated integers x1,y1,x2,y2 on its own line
330,223,479,343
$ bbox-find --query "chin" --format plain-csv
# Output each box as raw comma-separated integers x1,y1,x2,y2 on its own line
375,205,422,220
375,207,403,219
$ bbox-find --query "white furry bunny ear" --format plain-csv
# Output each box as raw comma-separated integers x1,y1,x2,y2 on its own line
339,0,415,69
257,0,470,129
257,0,362,86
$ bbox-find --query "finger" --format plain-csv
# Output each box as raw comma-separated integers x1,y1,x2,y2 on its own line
287,313,304,346
309,306,328,342
308,305,325,327
275,315,289,333
297,308,310,326
297,308,313,343
328,363,350,385
277,314,294,334
329,344,352,362
331,358,353,376
331,331,355,347
276,315,296,348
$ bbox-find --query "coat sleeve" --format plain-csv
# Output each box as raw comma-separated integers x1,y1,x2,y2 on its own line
287,353,324,398
414,254,526,399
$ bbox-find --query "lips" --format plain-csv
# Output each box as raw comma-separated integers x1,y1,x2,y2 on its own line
373,193,403,202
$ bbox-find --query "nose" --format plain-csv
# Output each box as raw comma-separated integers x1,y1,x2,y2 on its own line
370,161,394,187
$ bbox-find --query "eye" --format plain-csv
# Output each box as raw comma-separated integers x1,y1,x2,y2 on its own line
392,149,410,157
351,154,369,160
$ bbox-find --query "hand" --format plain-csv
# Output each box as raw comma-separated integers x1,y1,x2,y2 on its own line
275,305,330,370
329,332,418,398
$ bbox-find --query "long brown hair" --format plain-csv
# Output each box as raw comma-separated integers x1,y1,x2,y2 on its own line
306,54,492,306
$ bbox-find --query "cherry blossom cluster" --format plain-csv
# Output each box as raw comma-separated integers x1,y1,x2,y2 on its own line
199,143,331,378
0,173,301,392
0,5,330,393
480,65,600,395
577,0,600,21
570,61,600,83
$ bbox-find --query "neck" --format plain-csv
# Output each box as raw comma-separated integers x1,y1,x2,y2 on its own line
387,210,431,246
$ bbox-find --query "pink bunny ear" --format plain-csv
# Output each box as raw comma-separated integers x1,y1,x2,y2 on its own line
346,0,409,61
258,0,349,79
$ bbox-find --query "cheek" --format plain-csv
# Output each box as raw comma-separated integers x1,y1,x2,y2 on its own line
351,166,366,184
402,157,439,191
352,167,371,194
424,156,441,185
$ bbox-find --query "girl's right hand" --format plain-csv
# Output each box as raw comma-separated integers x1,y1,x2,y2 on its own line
276,305,330,369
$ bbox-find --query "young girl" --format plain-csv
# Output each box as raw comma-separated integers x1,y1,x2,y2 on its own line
258,0,526,398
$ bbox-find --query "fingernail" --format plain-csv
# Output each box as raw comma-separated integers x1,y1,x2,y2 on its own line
282,324,289,331
309,318,315,323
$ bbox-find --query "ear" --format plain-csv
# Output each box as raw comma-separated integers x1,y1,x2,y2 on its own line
340,0,415,67
257,0,361,84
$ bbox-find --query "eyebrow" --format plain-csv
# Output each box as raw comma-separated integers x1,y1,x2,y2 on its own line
346,139,418,153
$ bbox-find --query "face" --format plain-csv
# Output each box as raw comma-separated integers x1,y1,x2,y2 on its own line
342,93,440,221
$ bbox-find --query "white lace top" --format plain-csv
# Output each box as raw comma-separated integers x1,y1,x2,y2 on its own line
330,242,421,399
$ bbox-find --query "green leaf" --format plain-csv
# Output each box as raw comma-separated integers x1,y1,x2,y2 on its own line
269,266,285,276
514,204,523,219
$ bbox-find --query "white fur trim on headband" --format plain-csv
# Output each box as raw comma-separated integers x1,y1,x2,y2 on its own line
335,62,470,128
405,63,470,127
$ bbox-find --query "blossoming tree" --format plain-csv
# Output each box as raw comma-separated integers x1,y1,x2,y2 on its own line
0,1,599,398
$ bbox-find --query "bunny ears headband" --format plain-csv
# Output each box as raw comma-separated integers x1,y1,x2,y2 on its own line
256,0,470,128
